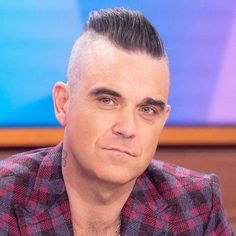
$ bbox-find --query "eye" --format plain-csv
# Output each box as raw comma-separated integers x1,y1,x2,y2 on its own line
140,106,157,115
99,97,114,105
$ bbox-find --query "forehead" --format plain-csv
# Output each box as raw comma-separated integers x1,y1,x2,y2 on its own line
73,38,170,102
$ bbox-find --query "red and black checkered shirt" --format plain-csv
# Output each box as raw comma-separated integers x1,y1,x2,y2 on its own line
0,143,233,235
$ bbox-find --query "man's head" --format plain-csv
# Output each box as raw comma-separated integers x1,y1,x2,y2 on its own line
53,8,170,185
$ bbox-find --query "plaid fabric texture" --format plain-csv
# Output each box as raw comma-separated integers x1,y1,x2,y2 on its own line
0,143,233,235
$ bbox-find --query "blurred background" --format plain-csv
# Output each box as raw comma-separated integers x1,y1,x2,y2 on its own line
0,0,235,231
1,0,236,126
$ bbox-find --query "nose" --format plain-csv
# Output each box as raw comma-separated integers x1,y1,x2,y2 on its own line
112,108,137,139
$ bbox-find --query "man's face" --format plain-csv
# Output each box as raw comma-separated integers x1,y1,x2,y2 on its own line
59,39,170,185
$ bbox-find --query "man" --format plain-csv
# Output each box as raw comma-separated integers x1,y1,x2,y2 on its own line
0,7,233,236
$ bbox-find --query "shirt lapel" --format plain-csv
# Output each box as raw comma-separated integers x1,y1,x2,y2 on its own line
120,171,175,235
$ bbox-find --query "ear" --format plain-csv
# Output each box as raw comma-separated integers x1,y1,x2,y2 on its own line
52,82,69,127
163,104,171,127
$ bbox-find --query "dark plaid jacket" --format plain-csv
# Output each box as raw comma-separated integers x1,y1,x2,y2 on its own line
0,143,233,235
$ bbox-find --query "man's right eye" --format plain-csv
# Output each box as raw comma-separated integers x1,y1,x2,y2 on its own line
98,97,114,105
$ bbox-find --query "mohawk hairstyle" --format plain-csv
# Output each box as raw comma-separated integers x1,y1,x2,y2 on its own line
85,7,165,58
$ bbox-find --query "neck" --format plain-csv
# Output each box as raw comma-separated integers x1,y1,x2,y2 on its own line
62,148,135,234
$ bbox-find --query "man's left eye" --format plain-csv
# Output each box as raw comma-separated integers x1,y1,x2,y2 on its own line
141,107,156,115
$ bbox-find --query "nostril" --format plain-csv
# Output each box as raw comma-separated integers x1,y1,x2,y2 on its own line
112,111,137,138
116,131,123,136
112,127,135,139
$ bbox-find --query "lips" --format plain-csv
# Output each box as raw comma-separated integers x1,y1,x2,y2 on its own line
102,147,136,157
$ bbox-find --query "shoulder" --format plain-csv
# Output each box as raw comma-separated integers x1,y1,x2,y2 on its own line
129,161,233,234
0,146,56,205
0,146,53,178
147,159,218,188
145,160,219,210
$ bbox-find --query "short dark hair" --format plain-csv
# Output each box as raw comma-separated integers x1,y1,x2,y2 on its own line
86,7,165,58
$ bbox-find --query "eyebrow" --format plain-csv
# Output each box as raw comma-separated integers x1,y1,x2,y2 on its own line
142,97,166,112
88,87,121,97
88,87,166,111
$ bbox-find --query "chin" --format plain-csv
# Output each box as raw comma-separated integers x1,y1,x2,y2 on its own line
96,166,139,186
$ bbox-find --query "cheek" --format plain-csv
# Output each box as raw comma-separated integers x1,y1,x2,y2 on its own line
67,108,112,146
140,124,164,155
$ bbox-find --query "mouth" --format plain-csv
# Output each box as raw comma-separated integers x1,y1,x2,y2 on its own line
102,147,136,157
